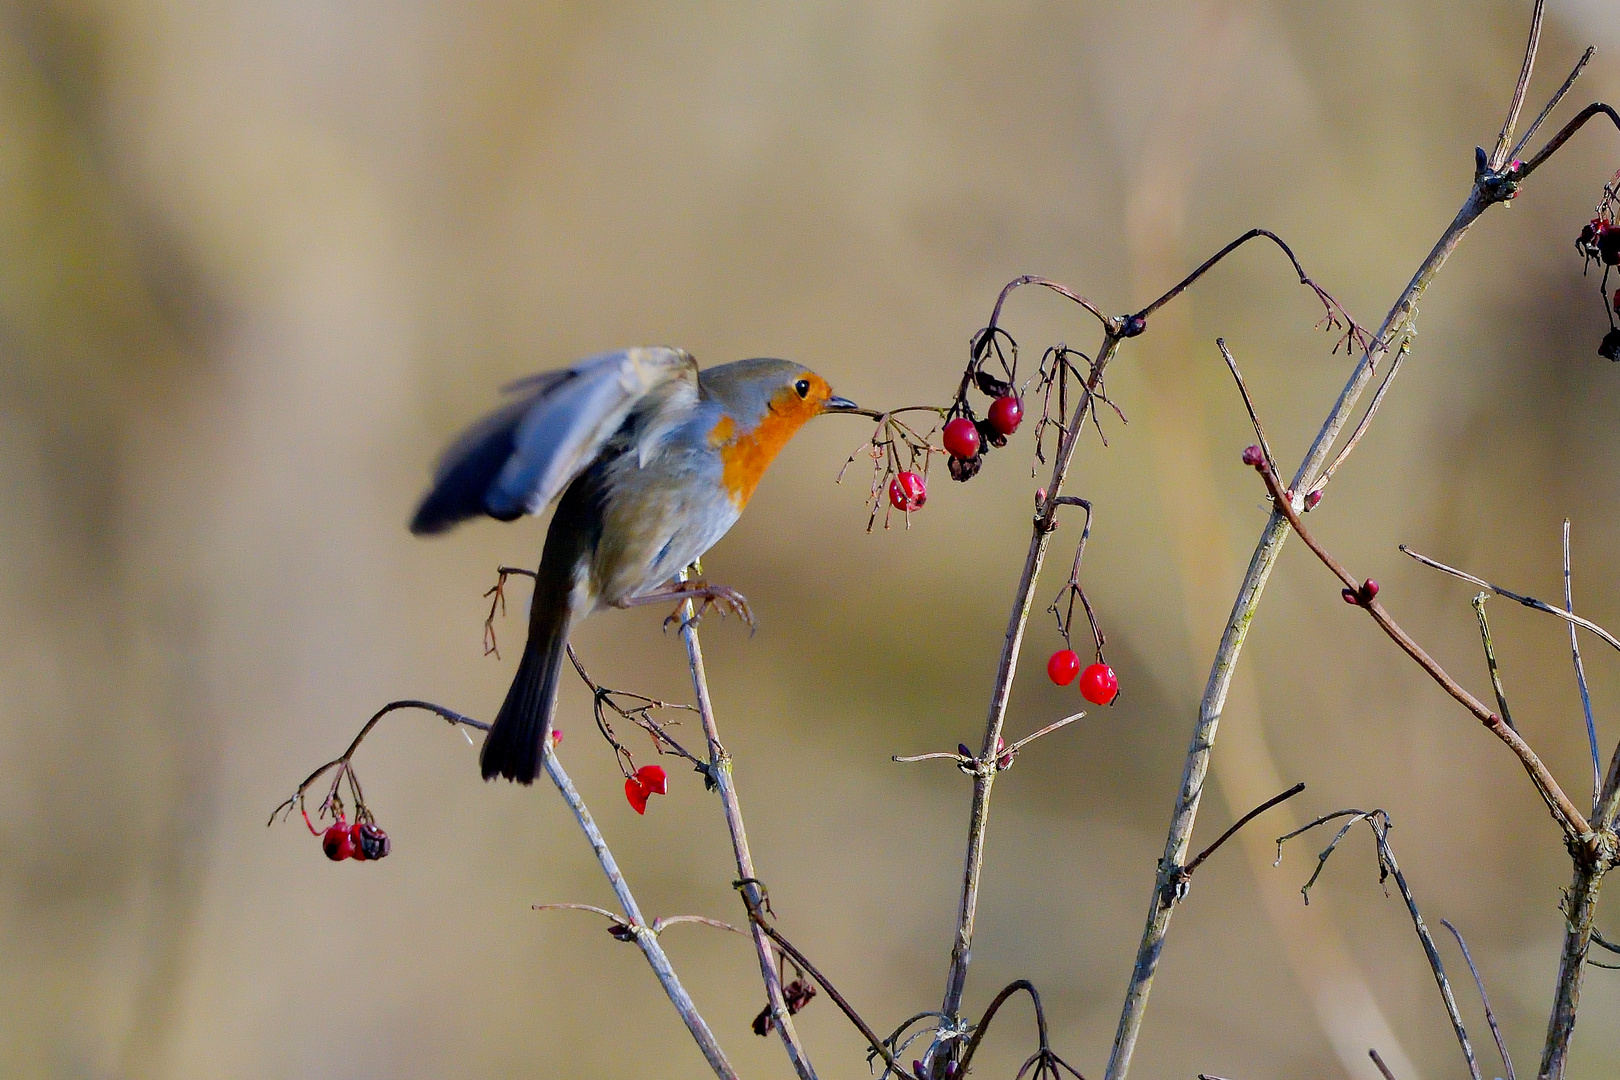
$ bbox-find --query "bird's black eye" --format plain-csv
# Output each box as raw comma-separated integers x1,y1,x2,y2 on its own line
794,378,811,398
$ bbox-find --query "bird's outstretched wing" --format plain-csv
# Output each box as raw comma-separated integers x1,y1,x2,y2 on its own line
410,347,698,535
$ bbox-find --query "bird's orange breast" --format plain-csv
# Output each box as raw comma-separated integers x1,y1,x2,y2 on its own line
709,391,821,508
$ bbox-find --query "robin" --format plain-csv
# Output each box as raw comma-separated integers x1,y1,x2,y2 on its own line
411,346,858,783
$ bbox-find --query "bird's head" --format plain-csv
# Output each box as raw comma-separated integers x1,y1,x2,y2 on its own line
699,357,858,428
699,358,859,507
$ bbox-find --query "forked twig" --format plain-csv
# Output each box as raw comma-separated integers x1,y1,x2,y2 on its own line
1401,545,1620,656
273,702,738,1079
1277,810,1482,1080
1491,0,1544,168
1251,461,1593,845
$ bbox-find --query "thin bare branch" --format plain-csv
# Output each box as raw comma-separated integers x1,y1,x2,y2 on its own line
1278,811,1482,1080
1005,711,1087,757
1491,0,1545,168
737,890,919,1080
1254,464,1593,845
1474,595,1517,731
674,586,819,1080
1516,103,1620,181
1181,782,1305,880
1509,47,1594,165
983,275,1111,335
540,747,739,1079
1564,521,1601,808
1307,337,1412,500
1401,545,1620,656
1442,918,1517,1080
1135,230,1368,356
1369,1048,1398,1080
1216,339,1279,478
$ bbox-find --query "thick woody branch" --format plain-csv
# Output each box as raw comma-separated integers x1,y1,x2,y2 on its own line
1104,54,1530,1075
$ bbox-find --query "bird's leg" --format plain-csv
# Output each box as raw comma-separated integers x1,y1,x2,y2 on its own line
616,578,755,631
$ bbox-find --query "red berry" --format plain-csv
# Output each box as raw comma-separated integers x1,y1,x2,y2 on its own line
987,396,1023,436
942,417,981,460
1241,444,1264,467
625,775,651,815
348,821,369,861
635,764,668,796
889,471,927,512
1047,649,1081,686
1078,662,1118,705
322,818,354,861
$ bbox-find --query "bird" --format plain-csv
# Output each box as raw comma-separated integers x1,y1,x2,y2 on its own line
410,346,858,783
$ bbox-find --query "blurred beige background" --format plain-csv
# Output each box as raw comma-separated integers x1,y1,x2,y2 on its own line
5,1,1620,1078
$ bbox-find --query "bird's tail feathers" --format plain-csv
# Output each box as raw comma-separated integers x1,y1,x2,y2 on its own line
481,594,571,785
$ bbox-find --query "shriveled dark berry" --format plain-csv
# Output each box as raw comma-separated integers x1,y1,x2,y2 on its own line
948,453,983,482
974,370,1013,398
1601,329,1620,362
975,418,1008,449
1600,227,1620,266
355,822,391,860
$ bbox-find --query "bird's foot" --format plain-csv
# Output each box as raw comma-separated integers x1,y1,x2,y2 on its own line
618,579,754,631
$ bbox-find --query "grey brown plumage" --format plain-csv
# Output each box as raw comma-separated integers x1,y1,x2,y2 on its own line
412,347,855,783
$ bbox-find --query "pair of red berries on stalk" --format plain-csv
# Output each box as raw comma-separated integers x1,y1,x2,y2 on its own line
321,815,392,862
1046,649,1118,705
889,392,1025,512
624,764,668,815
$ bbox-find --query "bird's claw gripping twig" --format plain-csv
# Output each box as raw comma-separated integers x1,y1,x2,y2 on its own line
665,582,756,631
616,579,756,631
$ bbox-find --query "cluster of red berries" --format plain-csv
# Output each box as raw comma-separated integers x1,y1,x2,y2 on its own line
1046,648,1119,705
885,393,1021,515
941,368,1026,486
624,764,668,814
321,814,392,862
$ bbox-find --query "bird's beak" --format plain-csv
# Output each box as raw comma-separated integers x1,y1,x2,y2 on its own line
824,394,860,413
